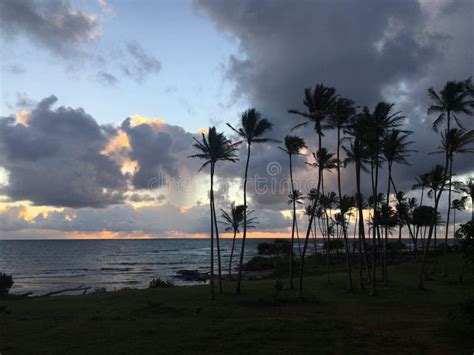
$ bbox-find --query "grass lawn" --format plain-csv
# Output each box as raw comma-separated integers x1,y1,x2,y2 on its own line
1,255,473,354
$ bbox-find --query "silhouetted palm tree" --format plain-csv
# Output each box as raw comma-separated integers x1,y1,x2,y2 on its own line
381,129,414,281
362,102,405,295
289,84,338,296
190,127,239,298
427,78,474,133
451,197,467,246
457,177,474,221
432,128,474,275
344,115,372,288
279,135,306,289
219,203,257,279
418,165,449,289
412,173,430,206
328,97,357,290
227,108,275,295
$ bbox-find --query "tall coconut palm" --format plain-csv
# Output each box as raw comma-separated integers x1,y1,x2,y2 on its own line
412,173,430,206
451,197,467,246
328,97,357,290
307,149,338,284
288,189,305,256
362,102,405,295
427,78,474,133
427,78,474,277
189,127,239,298
279,135,306,289
381,129,414,281
227,108,275,295
418,165,449,289
344,116,372,288
219,203,257,279
320,191,338,284
432,128,474,275
338,194,357,289
289,84,338,296
457,177,474,221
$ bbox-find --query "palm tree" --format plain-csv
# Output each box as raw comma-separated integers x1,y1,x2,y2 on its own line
362,102,405,295
227,108,275,295
432,128,474,275
279,135,306,289
320,191,338,284
412,173,430,206
418,165,449,289
381,129,414,281
328,97,357,290
427,78,474,133
307,149,338,284
451,197,467,245
344,115,372,288
289,84,338,296
338,194,357,289
458,177,474,221
189,127,239,298
219,203,257,279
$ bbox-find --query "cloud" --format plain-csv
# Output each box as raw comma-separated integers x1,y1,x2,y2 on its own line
0,0,100,58
2,64,26,75
195,0,474,206
97,71,119,86
0,96,127,208
122,41,162,83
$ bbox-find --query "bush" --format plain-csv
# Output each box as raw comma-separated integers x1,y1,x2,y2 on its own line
242,256,276,271
322,239,344,251
149,278,174,288
257,239,291,257
0,273,14,295
387,240,407,251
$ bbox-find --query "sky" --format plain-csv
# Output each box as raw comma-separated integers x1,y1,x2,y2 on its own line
0,0,472,239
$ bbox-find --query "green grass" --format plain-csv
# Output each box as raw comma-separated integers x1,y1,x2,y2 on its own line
0,256,473,354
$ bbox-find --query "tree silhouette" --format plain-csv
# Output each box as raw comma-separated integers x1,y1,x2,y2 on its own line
381,129,414,282
279,135,306,289
328,97,357,290
189,127,239,298
219,203,258,279
227,108,276,295
289,84,338,297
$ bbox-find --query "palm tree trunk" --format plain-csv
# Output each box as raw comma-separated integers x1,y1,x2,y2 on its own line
212,193,223,293
236,144,251,294
356,157,371,287
337,128,353,290
298,132,323,297
443,156,453,277
390,177,420,261
228,229,237,279
384,162,392,284
209,164,215,300
418,139,450,289
289,153,296,289
322,178,331,285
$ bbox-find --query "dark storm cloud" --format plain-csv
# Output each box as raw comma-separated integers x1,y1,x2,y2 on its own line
0,96,127,208
121,41,162,83
121,117,199,190
195,0,474,208
0,0,99,58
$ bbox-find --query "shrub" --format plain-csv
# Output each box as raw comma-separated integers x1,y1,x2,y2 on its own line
149,278,174,288
242,256,276,271
0,273,14,295
387,240,407,251
322,239,344,251
257,239,291,257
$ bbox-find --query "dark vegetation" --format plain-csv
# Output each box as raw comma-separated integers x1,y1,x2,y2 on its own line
0,256,472,354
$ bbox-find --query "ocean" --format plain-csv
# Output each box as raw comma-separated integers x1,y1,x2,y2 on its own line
0,238,303,295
